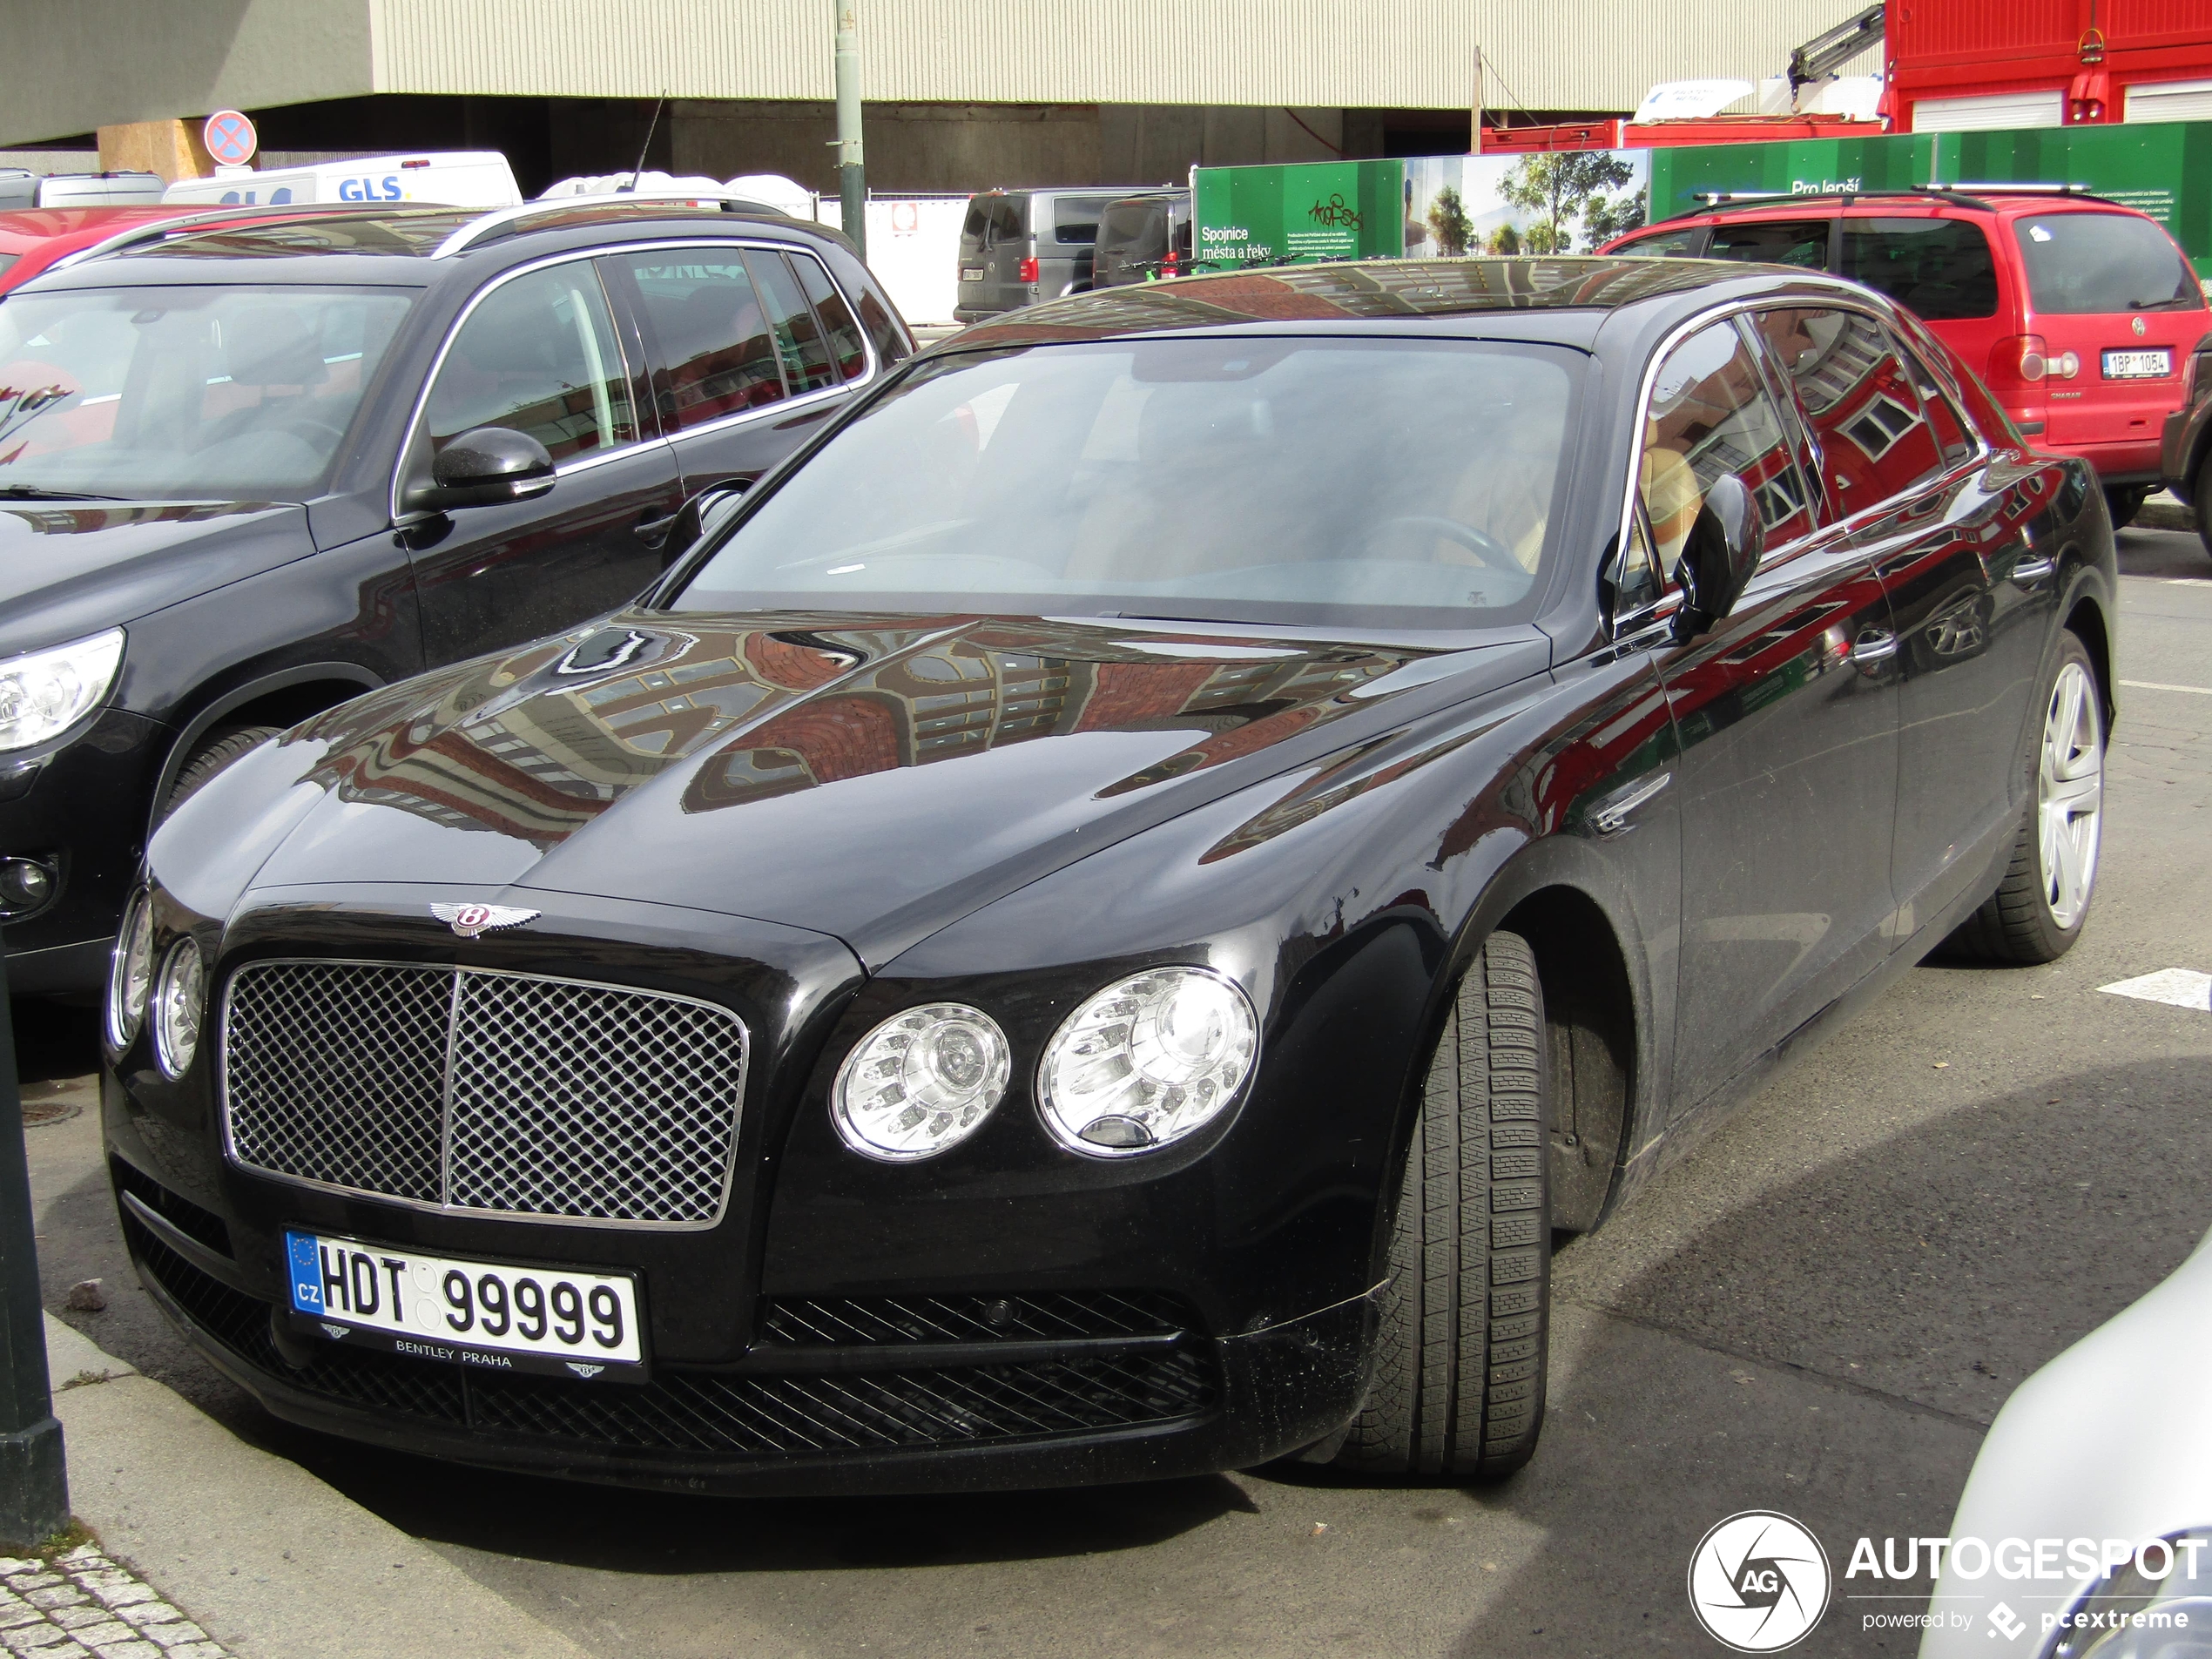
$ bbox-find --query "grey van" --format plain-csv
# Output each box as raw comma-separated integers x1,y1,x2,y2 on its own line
954,188,1146,321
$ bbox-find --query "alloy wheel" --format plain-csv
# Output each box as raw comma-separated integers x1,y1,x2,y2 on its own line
2038,661,2103,930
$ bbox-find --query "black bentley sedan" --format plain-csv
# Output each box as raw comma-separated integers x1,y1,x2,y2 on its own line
107,256,2115,1494
0,197,911,994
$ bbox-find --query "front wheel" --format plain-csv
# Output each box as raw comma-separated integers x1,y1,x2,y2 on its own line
2196,454,2212,561
1332,929,1549,1479
1942,633,2104,963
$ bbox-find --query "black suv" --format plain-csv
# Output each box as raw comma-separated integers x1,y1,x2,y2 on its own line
0,199,913,993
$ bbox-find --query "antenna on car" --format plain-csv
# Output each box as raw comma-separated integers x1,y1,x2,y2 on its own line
618,94,667,193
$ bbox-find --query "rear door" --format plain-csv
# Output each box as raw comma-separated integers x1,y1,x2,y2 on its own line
610,242,874,504
983,193,1031,314
399,254,680,664
2010,208,2207,469
1837,214,2006,396
1652,314,1902,1113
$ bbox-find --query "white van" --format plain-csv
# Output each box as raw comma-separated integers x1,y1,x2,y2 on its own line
162,152,521,209
0,171,164,208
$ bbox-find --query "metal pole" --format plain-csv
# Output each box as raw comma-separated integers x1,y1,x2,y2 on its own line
1472,45,1483,155
834,0,867,262
0,944,66,1549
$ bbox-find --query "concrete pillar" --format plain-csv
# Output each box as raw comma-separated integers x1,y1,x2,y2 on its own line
97,119,212,184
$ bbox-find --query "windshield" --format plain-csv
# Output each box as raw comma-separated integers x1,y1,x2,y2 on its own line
2013,213,2203,314
0,284,414,499
671,336,1579,626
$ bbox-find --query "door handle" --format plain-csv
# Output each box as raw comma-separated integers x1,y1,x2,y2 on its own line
2011,552,2056,582
1851,628,1899,667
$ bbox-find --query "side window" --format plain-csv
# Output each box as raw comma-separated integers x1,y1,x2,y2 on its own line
789,252,867,381
1892,334,1977,467
426,263,637,461
1638,320,1815,580
986,198,1024,246
855,286,912,367
1839,217,1998,321
1707,218,1832,270
745,250,840,396
1612,501,1666,614
1616,226,1707,258
1751,307,1946,517
616,252,785,429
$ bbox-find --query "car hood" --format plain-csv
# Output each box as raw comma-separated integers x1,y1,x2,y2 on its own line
0,498,312,657
233,610,1553,966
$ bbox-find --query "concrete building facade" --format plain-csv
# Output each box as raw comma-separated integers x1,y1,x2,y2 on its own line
1,0,1879,192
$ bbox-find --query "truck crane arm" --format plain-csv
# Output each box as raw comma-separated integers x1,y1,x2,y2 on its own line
1789,2,1884,90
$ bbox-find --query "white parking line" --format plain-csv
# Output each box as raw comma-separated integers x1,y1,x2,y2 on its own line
2120,678,2212,698
2101,968,2212,1011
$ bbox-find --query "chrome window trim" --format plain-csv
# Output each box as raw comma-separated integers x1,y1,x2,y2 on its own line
388,236,880,518
388,246,662,525
217,956,752,1233
1606,284,1994,641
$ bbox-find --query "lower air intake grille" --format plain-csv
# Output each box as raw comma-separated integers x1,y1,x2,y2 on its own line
125,1212,1215,1461
221,960,747,1227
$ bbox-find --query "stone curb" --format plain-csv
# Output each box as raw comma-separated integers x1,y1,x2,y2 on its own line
2138,495,2195,533
44,1318,591,1659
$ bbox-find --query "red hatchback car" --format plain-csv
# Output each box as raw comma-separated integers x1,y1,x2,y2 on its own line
1603,189,2209,524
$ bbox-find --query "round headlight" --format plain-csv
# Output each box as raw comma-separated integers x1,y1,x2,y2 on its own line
1038,967,1258,1157
151,936,206,1080
105,891,155,1051
832,1003,1011,1162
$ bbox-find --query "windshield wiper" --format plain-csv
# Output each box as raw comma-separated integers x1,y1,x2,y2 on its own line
0,485,125,502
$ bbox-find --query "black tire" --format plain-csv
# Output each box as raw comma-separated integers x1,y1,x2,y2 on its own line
1333,929,1549,1479
2197,453,2212,561
2104,484,2151,529
161,725,281,819
1941,632,2103,964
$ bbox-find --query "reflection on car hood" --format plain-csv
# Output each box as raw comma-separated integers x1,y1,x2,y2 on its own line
0,499,309,656
252,610,1550,964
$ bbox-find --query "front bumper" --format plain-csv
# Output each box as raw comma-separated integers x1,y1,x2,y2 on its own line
114,1154,1373,1495
0,706,167,992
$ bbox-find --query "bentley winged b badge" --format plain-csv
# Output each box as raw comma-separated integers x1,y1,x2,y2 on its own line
431,902,540,939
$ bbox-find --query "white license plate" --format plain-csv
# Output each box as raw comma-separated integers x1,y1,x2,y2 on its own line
285,1231,644,1380
961,266,984,282
2101,348,2172,379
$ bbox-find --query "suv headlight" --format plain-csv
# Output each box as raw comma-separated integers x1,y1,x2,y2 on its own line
105,890,154,1051
1037,967,1258,1156
151,936,206,1080
833,1003,1012,1162
0,629,124,752
2048,1527,2212,1657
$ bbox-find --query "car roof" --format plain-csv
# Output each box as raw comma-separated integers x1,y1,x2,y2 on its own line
11,198,856,294
926,255,1851,354
0,205,204,256
1644,188,2158,229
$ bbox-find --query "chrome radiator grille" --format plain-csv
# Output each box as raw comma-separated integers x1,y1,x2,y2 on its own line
221,961,747,1228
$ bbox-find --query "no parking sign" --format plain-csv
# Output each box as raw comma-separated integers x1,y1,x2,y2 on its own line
202,109,257,168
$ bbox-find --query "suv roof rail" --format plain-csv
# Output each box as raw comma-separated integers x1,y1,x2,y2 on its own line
1939,180,2121,205
45,201,374,273
429,191,796,260
1676,186,1994,218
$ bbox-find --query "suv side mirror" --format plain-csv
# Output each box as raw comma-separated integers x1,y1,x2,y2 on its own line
1674,474,1764,637
402,426,555,515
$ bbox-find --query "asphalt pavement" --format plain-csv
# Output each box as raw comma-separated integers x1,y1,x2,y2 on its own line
14,522,2212,1658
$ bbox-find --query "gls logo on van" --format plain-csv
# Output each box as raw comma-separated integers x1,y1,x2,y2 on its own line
336,175,405,201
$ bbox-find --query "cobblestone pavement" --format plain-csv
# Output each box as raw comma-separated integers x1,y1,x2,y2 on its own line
0,1548,223,1659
